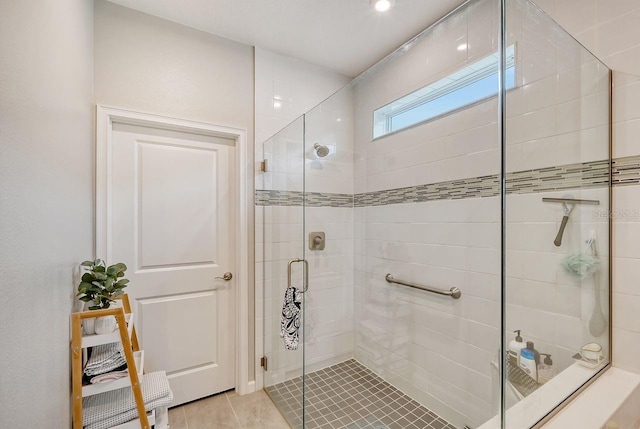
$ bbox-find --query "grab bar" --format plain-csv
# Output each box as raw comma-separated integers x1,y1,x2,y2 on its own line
288,258,309,292
385,274,461,299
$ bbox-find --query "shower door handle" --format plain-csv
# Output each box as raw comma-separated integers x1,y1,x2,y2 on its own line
287,258,309,292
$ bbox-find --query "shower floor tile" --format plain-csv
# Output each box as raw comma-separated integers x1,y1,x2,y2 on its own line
265,359,457,429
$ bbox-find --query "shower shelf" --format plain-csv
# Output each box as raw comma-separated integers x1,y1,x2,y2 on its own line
507,359,543,398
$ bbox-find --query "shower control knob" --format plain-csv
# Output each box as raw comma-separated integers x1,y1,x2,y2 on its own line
215,272,233,281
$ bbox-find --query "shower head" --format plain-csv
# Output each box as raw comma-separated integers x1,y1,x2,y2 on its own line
314,143,330,158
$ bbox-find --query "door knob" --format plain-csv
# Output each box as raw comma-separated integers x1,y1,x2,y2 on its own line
215,272,233,281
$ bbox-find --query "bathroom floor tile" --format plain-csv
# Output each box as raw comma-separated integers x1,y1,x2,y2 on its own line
167,406,188,429
183,391,241,428
265,359,456,429
227,389,291,428
175,389,290,429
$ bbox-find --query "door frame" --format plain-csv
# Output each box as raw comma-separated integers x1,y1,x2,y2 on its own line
96,105,254,395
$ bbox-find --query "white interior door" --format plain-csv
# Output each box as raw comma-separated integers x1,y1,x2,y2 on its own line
108,122,236,406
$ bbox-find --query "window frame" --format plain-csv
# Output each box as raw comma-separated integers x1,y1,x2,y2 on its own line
373,44,517,140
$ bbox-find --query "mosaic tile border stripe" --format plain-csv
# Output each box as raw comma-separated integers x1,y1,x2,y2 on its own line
265,359,457,429
355,175,499,207
256,156,640,207
613,155,640,186
255,190,354,207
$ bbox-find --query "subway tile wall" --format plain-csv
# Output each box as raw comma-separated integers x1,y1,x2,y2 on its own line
254,1,640,428
532,0,640,376
352,0,612,427
254,47,352,390
353,2,502,426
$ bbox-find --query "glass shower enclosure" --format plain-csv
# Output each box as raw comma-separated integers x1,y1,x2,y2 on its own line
256,0,612,427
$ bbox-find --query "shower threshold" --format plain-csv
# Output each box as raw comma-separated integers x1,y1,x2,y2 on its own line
265,359,457,429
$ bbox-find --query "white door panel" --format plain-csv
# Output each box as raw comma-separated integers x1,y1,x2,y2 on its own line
138,142,219,268
137,292,218,373
109,122,236,406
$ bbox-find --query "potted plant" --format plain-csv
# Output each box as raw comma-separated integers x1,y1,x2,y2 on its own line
77,259,130,334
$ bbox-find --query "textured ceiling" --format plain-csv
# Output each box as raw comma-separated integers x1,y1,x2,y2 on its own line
105,0,466,77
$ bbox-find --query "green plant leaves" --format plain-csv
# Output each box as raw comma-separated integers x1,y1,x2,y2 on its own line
77,259,130,310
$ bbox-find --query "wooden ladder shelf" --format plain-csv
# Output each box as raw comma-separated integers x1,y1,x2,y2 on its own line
71,294,150,429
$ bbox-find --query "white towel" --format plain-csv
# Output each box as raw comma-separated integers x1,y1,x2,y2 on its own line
84,342,127,376
280,286,302,351
83,371,173,429
90,370,129,384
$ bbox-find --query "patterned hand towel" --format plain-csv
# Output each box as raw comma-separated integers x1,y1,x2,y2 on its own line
280,286,302,350
84,342,127,376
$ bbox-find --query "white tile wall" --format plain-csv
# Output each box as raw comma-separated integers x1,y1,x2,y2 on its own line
253,48,352,390
602,380,640,429
352,0,612,427
255,0,640,427
353,199,501,427
534,0,640,377
259,205,354,387
255,47,351,191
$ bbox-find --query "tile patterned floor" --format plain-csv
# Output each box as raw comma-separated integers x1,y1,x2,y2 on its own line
265,359,457,429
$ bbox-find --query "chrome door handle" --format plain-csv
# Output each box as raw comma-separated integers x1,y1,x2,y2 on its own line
287,259,309,293
215,272,233,281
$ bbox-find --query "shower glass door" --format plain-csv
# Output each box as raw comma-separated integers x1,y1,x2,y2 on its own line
259,116,307,429
503,0,612,426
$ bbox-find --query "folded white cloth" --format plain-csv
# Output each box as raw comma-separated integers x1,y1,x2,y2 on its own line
90,370,129,384
83,371,173,429
280,286,302,351
84,343,127,377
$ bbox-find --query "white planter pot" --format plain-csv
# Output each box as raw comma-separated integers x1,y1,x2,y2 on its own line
94,315,117,334
82,302,96,335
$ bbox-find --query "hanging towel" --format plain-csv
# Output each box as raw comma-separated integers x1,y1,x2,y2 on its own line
280,286,302,350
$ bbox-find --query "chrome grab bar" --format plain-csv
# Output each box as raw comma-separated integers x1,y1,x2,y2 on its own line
288,258,309,292
385,273,461,299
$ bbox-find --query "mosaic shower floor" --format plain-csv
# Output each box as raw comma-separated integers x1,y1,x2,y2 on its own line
265,359,457,429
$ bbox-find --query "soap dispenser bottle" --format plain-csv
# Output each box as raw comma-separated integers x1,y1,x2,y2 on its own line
519,341,540,382
538,354,554,384
508,330,525,366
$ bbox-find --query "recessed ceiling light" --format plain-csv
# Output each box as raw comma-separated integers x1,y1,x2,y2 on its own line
273,100,282,109
457,43,468,51
372,0,392,12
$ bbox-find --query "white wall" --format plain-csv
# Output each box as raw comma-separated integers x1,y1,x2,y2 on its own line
94,0,254,130
0,1,94,427
533,0,640,378
93,0,257,383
